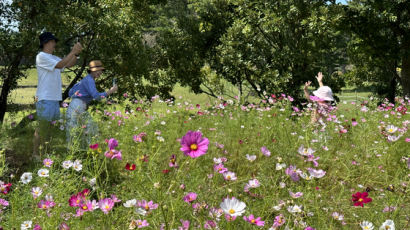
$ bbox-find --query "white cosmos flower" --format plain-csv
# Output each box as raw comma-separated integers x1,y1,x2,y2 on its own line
379,219,395,230
276,163,286,170
62,160,73,169
331,212,344,221
223,171,237,181
73,160,82,171
37,169,49,177
21,220,32,230
20,172,33,184
91,200,99,210
136,207,147,215
31,187,42,198
360,221,374,230
298,145,315,156
387,135,400,142
386,125,398,134
123,199,137,208
287,204,302,213
220,197,246,217
307,168,326,178
245,154,256,162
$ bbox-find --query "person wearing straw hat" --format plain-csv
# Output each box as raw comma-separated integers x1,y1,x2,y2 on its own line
304,72,336,123
66,60,118,147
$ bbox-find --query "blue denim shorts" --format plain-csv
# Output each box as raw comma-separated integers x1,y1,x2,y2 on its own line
36,100,60,121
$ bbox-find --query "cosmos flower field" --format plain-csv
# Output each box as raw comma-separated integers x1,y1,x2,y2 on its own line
0,94,409,229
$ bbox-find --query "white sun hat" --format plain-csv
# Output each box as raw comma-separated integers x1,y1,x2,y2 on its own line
313,86,334,101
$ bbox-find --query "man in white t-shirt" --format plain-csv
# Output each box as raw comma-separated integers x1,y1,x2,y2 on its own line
34,32,82,156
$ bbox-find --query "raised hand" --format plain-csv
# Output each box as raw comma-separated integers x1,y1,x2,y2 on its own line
315,72,323,82
304,81,312,90
315,72,324,87
72,42,83,55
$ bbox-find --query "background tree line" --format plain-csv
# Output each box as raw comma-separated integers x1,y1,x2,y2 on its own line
1,0,409,123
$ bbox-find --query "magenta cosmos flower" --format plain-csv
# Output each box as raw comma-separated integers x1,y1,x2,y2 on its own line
180,131,209,158
243,214,265,226
183,192,198,203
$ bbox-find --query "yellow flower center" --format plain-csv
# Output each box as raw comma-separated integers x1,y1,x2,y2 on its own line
145,204,149,210
388,129,393,132
105,205,110,210
42,204,46,209
251,219,255,223
82,205,88,210
385,227,390,229
229,209,235,214
364,227,369,230
190,144,198,150
358,198,363,202
227,175,231,180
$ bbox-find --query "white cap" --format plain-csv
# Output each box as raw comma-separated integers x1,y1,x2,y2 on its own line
313,86,334,101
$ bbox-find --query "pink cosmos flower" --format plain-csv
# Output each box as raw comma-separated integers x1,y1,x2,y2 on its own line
37,200,55,210
104,149,122,160
260,146,271,156
243,214,265,226
179,219,190,230
225,214,237,222
169,154,178,168
43,159,53,168
107,138,118,150
138,200,158,211
180,131,209,158
213,163,228,174
58,222,70,230
110,194,121,203
183,192,197,203
0,198,9,207
76,200,93,217
204,220,217,229
99,198,114,214
33,224,42,230
272,214,285,228
135,219,149,228
289,191,303,198
306,154,320,167
133,132,147,143
285,165,301,181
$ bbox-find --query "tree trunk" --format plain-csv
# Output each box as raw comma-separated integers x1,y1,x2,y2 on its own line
0,74,13,123
402,55,410,98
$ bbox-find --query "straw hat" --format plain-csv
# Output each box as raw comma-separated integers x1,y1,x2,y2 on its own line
313,86,334,101
88,60,105,72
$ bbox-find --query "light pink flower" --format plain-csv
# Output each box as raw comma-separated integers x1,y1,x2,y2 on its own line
43,158,53,167
260,146,271,156
98,198,114,214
